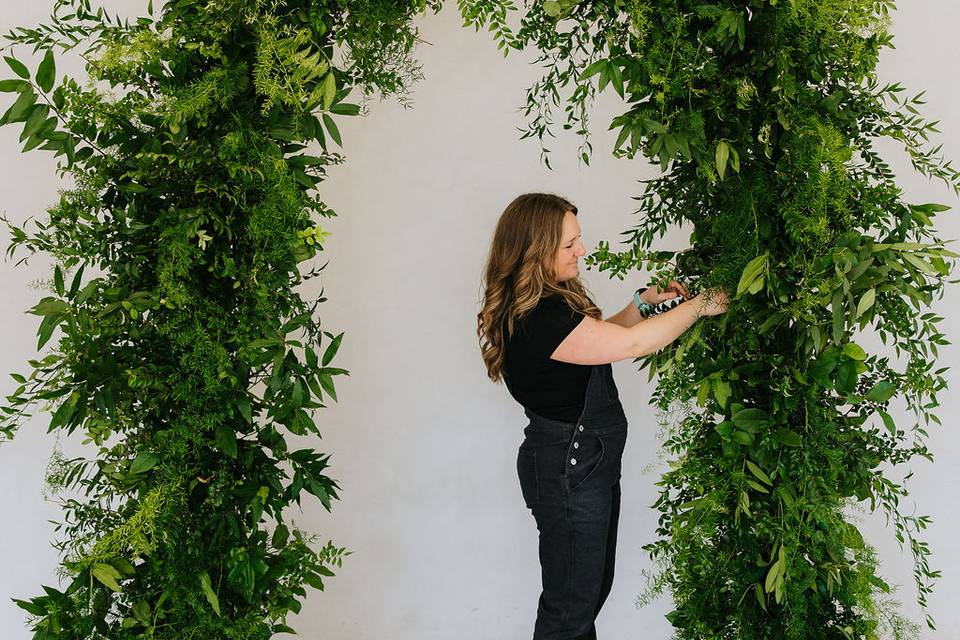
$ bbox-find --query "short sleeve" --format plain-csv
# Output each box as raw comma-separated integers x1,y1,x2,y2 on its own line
523,296,587,360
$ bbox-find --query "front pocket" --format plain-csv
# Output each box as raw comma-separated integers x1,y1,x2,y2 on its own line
517,447,539,508
566,433,605,491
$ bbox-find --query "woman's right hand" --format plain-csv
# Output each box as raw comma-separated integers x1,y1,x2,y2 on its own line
692,288,729,317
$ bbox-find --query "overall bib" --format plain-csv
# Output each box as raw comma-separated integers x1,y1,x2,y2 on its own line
516,362,629,640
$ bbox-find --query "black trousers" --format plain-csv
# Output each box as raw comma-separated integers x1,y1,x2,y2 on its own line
516,364,629,639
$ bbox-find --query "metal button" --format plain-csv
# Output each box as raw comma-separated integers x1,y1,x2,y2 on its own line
578,425,584,432
573,442,579,449
570,458,577,465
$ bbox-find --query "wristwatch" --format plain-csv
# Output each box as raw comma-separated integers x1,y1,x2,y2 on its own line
633,288,657,318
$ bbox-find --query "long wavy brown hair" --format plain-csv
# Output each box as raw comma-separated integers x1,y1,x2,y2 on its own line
477,193,602,383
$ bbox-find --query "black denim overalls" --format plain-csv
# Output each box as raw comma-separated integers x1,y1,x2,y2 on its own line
516,362,629,640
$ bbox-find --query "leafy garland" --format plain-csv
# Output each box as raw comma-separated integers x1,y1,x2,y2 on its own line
462,0,959,637
3,0,957,638
0,0,439,637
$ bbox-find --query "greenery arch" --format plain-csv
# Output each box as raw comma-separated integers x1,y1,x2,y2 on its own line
1,1,956,638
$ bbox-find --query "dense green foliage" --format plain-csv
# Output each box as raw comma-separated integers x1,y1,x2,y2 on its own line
3,0,956,638
0,0,438,637
463,0,958,638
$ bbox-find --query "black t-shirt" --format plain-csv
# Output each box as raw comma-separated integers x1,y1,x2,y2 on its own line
502,293,592,422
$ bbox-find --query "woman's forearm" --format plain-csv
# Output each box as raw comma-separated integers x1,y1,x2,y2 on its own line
629,299,700,357
603,297,646,328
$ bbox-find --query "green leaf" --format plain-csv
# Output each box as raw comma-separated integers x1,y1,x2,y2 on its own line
865,380,895,403
809,347,839,387
321,72,336,111
714,420,733,439
842,342,867,361
0,79,29,92
92,563,122,592
36,49,55,93
322,113,341,147
317,371,337,402
834,358,858,394
732,408,768,433
732,430,754,446
329,102,360,116
236,396,252,423
736,253,767,297
713,380,731,408
322,332,343,366
215,425,238,458
129,452,158,474
199,573,221,616
4,55,29,79
715,140,730,180
543,0,561,17
579,59,606,81
855,289,876,320
877,410,896,435
772,428,802,447
746,479,769,493
764,558,782,593
54,265,64,296
745,459,773,485
1,89,37,125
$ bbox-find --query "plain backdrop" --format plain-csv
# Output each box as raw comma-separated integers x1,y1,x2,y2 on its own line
1,2,958,638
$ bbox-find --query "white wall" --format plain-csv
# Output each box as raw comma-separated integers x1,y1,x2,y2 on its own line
1,2,958,638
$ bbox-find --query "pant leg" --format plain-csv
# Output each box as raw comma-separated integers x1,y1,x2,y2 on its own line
530,479,617,639
593,478,621,621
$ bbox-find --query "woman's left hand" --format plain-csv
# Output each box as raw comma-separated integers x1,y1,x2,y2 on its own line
639,279,691,305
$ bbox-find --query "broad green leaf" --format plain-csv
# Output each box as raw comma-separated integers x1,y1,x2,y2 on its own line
732,408,768,433
713,380,731,408
4,55,29,79
215,425,237,458
834,359,858,394
129,452,158,474
0,79,29,92
92,563,122,592
732,430,754,446
845,522,865,549
764,558,782,592
772,429,802,447
865,380,895,403
714,420,733,439
36,49,55,93
236,396,252,423
200,573,221,616
809,347,839,387
736,252,767,297
321,72,336,111
855,289,875,319
1,89,36,125
842,342,867,361
716,140,730,180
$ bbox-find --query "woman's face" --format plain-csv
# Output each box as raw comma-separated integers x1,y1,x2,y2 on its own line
545,210,586,283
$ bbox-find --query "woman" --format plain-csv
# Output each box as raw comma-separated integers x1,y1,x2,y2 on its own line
476,193,728,639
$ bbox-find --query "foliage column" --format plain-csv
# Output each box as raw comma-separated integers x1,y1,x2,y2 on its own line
0,0,436,637
463,0,958,637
